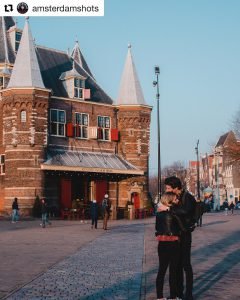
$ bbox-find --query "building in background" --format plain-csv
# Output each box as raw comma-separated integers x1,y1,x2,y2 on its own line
187,131,240,208
0,17,152,217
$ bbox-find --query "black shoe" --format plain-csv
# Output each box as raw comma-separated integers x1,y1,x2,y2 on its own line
185,295,194,300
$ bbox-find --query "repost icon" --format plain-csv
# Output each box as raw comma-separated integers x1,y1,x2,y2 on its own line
4,4,13,12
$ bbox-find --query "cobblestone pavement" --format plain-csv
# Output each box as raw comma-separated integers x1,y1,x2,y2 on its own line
1,212,240,300
1,220,144,300
141,211,240,300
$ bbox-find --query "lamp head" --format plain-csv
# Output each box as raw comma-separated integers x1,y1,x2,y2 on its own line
155,66,160,74
153,81,157,87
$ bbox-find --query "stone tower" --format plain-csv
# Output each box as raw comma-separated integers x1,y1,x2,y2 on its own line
116,45,152,209
1,19,50,214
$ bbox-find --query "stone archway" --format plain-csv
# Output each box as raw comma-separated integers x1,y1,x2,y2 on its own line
128,181,143,209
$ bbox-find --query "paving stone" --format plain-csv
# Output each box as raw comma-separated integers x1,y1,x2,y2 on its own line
141,212,240,300
1,213,240,300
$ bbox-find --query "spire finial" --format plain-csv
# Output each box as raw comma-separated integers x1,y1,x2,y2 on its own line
128,43,131,49
25,16,29,21
75,36,78,44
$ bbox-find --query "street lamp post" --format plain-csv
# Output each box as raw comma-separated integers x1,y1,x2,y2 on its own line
214,151,221,210
195,139,200,199
153,66,161,200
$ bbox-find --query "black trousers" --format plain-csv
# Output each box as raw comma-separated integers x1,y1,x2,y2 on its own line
91,216,98,228
176,232,193,299
156,241,180,299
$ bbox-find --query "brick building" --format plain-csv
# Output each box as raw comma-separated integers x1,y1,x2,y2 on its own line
0,17,152,217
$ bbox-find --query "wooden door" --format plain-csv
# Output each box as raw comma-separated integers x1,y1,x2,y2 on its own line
96,180,108,203
133,193,140,209
60,178,72,208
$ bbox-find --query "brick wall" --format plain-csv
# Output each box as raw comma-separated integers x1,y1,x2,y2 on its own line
1,88,50,215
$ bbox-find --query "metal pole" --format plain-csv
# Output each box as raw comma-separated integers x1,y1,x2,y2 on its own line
195,140,200,199
216,153,220,210
153,66,161,200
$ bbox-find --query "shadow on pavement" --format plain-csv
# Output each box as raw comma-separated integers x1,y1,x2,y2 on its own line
192,230,240,259
141,230,240,300
194,248,240,299
202,220,229,227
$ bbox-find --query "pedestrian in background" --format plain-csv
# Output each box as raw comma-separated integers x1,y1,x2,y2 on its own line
40,198,51,228
195,199,204,227
155,192,186,300
223,199,229,216
229,201,235,214
12,197,19,223
90,199,98,229
102,194,111,230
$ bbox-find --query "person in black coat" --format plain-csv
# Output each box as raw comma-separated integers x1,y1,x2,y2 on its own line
195,199,205,227
164,176,196,300
12,197,19,223
41,198,51,228
90,200,98,229
229,201,235,214
155,192,186,300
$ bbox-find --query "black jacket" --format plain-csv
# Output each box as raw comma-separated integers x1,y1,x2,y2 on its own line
171,190,196,230
41,202,48,214
155,210,186,237
12,201,19,210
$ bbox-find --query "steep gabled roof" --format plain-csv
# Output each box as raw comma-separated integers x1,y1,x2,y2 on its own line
8,18,45,89
117,45,145,105
0,17,16,64
36,46,113,104
215,131,236,147
71,40,94,78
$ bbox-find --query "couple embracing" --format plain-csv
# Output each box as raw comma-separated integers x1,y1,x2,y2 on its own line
156,176,196,300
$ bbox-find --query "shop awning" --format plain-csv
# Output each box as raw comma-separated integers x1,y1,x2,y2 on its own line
41,150,144,176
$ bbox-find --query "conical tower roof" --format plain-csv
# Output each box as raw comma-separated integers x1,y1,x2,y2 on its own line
0,17,15,64
71,40,94,78
117,45,145,105
8,18,45,89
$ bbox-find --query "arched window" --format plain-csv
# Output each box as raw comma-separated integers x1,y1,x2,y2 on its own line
21,110,27,122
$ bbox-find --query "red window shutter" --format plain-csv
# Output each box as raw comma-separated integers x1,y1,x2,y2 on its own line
66,123,74,137
111,129,119,141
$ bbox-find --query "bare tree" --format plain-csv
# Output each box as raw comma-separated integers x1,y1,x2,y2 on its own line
162,161,187,187
149,161,188,198
149,175,158,199
224,109,240,163
233,108,240,139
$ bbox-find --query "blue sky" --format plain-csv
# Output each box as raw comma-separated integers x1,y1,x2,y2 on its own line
16,0,240,174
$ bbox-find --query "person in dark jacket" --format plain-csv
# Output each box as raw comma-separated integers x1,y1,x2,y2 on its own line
195,199,205,227
155,192,186,300
12,197,19,223
41,198,51,228
223,199,229,215
229,201,235,214
90,199,98,229
164,176,196,300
